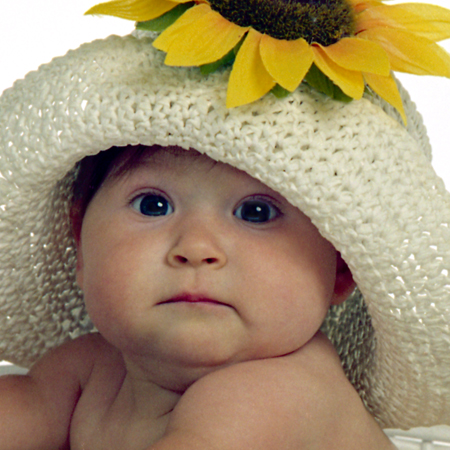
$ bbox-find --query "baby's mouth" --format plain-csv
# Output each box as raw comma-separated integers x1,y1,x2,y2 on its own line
158,294,233,308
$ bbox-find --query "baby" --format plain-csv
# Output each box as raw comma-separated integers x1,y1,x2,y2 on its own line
0,144,395,449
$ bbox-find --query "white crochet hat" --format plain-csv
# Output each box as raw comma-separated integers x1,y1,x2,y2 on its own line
1,31,450,430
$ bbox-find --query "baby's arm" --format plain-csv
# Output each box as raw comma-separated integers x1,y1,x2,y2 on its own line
0,334,99,450
150,332,395,450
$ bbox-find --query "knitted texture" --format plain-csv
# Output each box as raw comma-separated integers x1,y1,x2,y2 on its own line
0,34,450,429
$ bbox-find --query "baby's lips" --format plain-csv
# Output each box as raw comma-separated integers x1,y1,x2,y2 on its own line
157,293,234,308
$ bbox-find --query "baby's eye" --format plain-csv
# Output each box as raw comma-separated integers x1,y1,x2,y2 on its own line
234,199,281,223
131,194,174,217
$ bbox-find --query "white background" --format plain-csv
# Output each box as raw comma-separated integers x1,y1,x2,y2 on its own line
1,0,450,187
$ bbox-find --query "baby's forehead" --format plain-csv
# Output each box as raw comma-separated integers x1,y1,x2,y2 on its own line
133,146,216,169
111,145,246,182
112,145,211,172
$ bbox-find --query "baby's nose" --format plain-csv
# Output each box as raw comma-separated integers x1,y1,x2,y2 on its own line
167,228,227,269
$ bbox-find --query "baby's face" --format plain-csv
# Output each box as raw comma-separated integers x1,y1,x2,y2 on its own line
76,147,338,375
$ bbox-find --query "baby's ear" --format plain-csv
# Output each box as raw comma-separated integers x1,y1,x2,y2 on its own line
331,252,356,305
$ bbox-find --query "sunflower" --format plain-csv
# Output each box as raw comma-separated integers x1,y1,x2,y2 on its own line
86,0,450,122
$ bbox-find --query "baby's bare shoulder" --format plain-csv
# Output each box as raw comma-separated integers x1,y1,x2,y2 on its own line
28,332,120,388
0,333,121,450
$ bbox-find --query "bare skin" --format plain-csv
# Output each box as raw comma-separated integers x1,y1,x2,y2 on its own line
0,148,395,449
0,332,394,450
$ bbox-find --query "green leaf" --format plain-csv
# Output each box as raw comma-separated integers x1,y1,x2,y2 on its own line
200,49,235,75
199,36,245,75
304,64,352,103
271,84,290,99
136,2,194,32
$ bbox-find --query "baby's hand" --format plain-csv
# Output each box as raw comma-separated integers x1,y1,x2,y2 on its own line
149,332,395,450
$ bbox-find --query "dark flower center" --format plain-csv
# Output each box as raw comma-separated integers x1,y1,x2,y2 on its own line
208,0,355,46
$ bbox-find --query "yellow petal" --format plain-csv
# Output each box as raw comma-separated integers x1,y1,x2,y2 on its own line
153,4,210,52
312,45,365,100
161,10,247,66
398,4,450,40
348,0,384,14
347,0,383,5
321,38,390,76
364,72,406,124
85,0,186,21
227,29,276,108
357,4,450,41
359,28,450,77
259,35,313,92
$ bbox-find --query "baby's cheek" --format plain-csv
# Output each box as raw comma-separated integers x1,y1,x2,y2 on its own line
267,267,334,337
81,251,130,322
82,278,139,351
